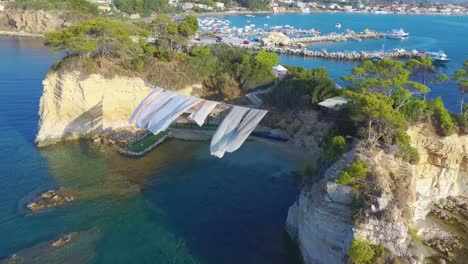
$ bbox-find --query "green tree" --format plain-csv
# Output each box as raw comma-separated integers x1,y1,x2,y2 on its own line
454,59,468,114
342,58,411,96
178,15,199,37
45,18,149,62
430,97,454,136
310,78,337,104
348,239,375,264
241,0,270,10
325,135,346,160
114,0,168,14
266,66,336,109
337,158,368,186
254,50,279,68
343,90,405,147
406,57,448,101
152,15,186,55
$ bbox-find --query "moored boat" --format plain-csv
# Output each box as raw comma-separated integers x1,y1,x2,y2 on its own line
425,51,451,64
386,28,410,39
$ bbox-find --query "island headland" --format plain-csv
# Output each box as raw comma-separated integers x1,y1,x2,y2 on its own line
3,5,467,264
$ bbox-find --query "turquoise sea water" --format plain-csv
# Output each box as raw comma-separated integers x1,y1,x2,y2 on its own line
216,13,468,112
0,38,302,263
1,13,467,264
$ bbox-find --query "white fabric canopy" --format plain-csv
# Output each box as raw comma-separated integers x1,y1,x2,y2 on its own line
147,95,202,134
129,87,163,125
136,90,176,128
130,88,269,158
210,106,250,158
188,100,219,126
224,109,268,153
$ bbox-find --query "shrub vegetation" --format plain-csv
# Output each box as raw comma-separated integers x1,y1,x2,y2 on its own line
336,158,369,187
348,239,375,264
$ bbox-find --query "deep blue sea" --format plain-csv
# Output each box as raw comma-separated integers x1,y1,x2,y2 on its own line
216,13,468,112
0,13,467,264
0,38,302,263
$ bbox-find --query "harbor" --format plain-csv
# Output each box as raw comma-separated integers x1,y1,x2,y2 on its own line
194,16,451,62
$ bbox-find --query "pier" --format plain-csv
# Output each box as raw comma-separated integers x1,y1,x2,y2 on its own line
245,46,418,61
289,31,384,44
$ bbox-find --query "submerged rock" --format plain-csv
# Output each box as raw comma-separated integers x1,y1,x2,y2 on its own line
0,229,100,264
27,188,74,212
51,232,78,248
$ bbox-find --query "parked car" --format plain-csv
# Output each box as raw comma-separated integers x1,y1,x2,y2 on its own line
243,40,250,45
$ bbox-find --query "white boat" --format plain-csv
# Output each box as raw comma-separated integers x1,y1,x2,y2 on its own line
386,28,410,39
335,23,341,29
425,51,450,64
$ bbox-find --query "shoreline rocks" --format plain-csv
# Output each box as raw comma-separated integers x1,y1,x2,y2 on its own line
246,45,417,61
290,31,383,44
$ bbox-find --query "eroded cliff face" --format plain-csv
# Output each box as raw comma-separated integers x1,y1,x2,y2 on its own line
408,124,468,221
287,124,467,264
36,71,155,146
0,10,88,34
286,150,356,264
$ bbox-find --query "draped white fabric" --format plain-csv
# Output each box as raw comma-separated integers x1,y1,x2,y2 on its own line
147,95,202,134
210,106,250,158
188,100,218,126
129,87,163,125
224,109,268,153
130,88,269,158
136,90,176,128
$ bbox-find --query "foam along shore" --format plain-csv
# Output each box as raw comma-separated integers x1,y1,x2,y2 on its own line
0,30,44,38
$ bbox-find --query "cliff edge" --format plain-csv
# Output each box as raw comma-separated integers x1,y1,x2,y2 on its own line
287,124,468,264
0,10,89,34
36,71,154,146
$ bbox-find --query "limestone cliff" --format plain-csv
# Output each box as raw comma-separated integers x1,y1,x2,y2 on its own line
0,10,88,34
286,150,356,264
408,124,468,221
36,71,155,146
286,124,468,264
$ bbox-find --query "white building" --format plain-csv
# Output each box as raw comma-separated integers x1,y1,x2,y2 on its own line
272,65,288,77
168,0,179,7
0,4,4,12
97,5,111,12
215,2,225,9
182,2,195,10
318,97,348,112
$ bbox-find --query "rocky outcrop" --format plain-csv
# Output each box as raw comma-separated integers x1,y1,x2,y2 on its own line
408,125,468,221
263,110,333,152
36,71,155,146
0,10,87,34
261,32,291,46
36,71,200,147
286,123,468,264
286,150,356,264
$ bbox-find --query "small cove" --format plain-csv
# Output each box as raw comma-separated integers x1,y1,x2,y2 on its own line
0,40,304,262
